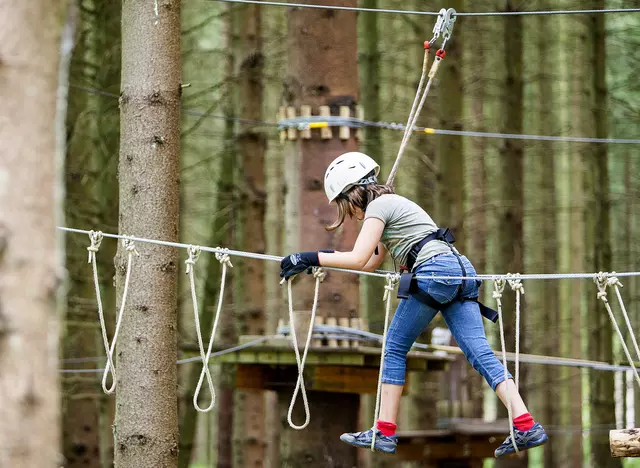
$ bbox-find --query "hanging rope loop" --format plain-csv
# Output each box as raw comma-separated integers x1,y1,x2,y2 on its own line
285,267,325,430
190,247,233,413
492,276,518,453
594,272,640,390
370,273,400,451
506,274,524,390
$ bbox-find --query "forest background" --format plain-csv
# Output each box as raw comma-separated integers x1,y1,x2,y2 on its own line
14,0,640,467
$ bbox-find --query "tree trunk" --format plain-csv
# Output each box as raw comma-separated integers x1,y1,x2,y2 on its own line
281,1,360,466
463,8,487,422
587,4,619,467
0,0,65,466
234,3,268,466
495,2,527,467
114,1,181,467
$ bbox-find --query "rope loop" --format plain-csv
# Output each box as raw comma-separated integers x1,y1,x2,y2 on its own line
595,271,611,302
371,273,400,450
286,267,325,430
191,246,232,412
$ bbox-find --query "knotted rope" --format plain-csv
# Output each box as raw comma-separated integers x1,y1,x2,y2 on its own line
506,273,524,389
595,272,640,389
285,267,326,430
493,277,518,453
371,273,401,451
188,246,233,412
88,232,139,394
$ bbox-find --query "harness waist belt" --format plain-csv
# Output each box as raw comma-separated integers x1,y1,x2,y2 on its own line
405,227,455,272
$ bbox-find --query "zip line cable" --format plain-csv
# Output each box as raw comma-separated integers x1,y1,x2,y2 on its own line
58,227,640,281
208,0,640,17
70,84,640,145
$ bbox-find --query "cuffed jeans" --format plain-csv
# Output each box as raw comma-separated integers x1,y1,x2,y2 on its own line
381,252,512,390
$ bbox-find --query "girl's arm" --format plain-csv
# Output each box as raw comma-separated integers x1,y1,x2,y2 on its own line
318,218,385,271
362,242,386,272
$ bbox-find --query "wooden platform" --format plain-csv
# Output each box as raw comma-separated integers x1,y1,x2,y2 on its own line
396,419,510,464
214,336,454,395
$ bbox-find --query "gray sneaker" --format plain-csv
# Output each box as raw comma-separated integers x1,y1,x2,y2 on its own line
339,428,397,454
494,422,548,457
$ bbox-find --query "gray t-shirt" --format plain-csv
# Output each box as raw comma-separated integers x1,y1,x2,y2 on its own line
364,194,451,270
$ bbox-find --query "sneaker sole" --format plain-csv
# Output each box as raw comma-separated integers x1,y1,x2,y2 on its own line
495,434,549,458
339,435,397,454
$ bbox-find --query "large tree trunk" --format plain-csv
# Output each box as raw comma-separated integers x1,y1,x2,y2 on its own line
281,1,360,466
0,0,65,466
234,2,268,466
114,1,181,467
587,4,619,467
495,2,527,467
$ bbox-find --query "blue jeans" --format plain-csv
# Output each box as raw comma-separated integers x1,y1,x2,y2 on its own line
382,252,512,390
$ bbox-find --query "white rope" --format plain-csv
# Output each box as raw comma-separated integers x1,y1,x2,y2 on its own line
285,267,326,430
88,234,139,394
507,274,524,389
371,273,401,451
190,247,233,412
595,272,640,389
387,51,442,186
493,278,518,453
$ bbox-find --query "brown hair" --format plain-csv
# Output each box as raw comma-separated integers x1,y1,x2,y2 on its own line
326,184,395,231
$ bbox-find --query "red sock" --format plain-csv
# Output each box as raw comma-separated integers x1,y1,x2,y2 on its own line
513,413,535,432
376,420,397,437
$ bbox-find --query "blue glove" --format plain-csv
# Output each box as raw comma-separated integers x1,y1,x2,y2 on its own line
280,250,334,281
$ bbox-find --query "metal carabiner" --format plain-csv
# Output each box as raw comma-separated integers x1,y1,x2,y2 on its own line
440,8,457,50
428,8,447,46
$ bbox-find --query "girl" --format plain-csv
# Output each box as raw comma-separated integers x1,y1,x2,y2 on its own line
280,152,548,457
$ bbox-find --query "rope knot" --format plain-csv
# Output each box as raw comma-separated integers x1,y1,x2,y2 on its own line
492,277,507,299
507,273,525,295
87,230,104,263
383,273,401,302
185,245,201,274
215,248,233,268
595,272,610,302
312,267,326,282
122,238,139,256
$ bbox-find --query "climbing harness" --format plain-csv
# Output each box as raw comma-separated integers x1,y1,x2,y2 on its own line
396,228,499,323
282,267,326,430
87,232,139,394
595,272,640,389
187,246,233,412
386,7,456,186
371,273,401,451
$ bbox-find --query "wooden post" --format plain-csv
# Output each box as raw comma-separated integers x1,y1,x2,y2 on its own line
300,105,312,139
611,429,640,457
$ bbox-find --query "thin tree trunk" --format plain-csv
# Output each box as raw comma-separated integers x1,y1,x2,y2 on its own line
587,4,619,467
234,2,268,466
114,1,181,466
0,1,66,466
495,2,527,467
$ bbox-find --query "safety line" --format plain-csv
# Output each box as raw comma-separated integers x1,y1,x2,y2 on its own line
59,336,272,373
71,84,640,145
209,0,640,17
58,226,640,281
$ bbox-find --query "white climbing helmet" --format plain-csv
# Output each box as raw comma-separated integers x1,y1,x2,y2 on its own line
324,152,380,202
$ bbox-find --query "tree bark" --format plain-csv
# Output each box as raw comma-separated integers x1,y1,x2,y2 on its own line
234,3,268,466
0,1,66,467
114,1,181,467
587,4,619,467
495,2,527,467
281,1,360,466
